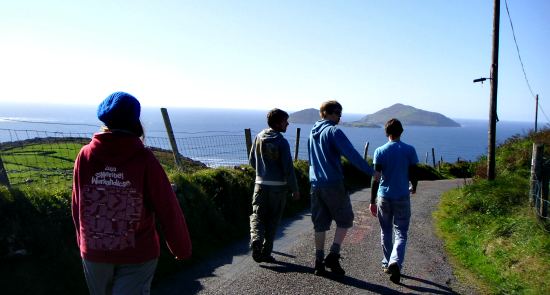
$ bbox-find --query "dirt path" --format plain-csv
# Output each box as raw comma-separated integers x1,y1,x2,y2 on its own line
153,179,478,295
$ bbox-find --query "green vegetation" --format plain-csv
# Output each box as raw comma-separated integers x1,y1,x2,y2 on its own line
439,160,474,179
0,156,311,295
434,129,550,294
0,138,206,188
0,138,88,187
0,135,487,295
0,185,84,294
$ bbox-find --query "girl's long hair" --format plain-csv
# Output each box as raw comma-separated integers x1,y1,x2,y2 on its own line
101,120,145,141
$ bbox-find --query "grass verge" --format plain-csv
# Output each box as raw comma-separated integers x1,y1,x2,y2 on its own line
434,175,550,294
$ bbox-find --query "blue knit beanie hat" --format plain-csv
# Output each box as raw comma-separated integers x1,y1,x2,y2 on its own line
97,92,141,129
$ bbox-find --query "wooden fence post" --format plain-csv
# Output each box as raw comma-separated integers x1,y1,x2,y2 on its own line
529,143,544,207
363,141,369,160
245,128,252,159
0,153,11,188
425,152,429,164
294,128,301,162
431,148,436,168
160,108,182,168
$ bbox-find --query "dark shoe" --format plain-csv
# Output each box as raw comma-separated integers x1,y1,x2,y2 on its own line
324,253,345,275
251,240,263,263
314,258,326,276
388,262,401,284
260,254,276,263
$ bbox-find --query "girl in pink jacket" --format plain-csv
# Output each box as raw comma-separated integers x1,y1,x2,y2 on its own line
72,92,191,295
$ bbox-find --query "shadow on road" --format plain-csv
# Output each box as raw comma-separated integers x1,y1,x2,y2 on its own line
152,241,251,295
399,274,458,295
260,260,404,295
152,211,311,295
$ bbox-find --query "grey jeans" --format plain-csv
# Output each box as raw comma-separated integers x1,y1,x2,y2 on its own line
249,184,287,255
377,196,411,269
82,258,158,295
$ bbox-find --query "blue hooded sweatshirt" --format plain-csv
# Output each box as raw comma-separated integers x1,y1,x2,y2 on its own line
308,119,374,187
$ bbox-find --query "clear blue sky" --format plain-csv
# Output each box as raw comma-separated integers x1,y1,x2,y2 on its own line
1,0,548,122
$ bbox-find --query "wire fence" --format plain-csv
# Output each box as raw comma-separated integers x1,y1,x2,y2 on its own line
0,128,251,187
529,144,550,226
531,178,550,223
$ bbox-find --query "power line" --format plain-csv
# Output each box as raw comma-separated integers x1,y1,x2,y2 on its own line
504,0,549,125
538,104,550,125
504,0,536,98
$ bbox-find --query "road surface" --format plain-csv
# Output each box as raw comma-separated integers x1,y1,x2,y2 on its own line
153,179,478,295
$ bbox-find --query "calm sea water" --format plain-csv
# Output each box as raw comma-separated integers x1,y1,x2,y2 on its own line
0,103,537,163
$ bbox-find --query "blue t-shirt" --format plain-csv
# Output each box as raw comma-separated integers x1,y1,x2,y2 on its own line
373,140,419,199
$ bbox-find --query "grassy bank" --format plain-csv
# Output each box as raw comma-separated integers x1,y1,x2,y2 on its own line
0,160,314,295
434,129,550,294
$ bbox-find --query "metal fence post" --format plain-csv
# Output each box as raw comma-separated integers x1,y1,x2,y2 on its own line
294,128,301,162
160,108,182,168
0,152,11,188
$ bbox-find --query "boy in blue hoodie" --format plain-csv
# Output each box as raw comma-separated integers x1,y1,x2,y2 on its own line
249,108,300,263
308,100,378,276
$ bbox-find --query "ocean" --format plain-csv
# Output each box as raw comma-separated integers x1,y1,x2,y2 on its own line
0,103,537,164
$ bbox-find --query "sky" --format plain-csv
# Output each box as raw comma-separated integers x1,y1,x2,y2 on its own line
1,0,549,122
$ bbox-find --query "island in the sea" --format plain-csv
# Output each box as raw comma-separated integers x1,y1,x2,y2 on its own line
289,103,460,127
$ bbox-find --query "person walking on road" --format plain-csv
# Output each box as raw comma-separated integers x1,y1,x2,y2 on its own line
249,108,300,263
370,118,419,284
308,100,378,276
72,92,192,295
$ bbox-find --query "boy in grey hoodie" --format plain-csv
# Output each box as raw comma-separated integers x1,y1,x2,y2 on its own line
249,108,300,263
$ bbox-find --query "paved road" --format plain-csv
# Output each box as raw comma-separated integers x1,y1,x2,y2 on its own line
153,179,478,295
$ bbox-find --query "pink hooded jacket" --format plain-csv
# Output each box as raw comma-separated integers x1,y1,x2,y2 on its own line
72,132,191,264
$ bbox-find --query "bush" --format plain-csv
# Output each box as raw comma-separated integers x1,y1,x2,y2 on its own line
0,186,85,295
415,163,445,180
439,161,474,179
461,174,529,216
341,157,373,191
2,154,389,294
0,160,312,295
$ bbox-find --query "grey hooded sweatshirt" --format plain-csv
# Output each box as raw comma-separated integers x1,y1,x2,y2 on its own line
249,128,298,193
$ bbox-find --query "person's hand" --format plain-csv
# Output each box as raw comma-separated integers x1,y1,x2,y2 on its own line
369,203,377,217
409,185,416,195
292,192,300,201
373,171,381,182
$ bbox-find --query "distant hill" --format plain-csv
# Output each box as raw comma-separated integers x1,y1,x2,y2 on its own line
354,103,460,127
340,121,381,128
289,108,320,124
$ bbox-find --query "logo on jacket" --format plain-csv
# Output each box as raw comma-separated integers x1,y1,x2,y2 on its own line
81,166,141,250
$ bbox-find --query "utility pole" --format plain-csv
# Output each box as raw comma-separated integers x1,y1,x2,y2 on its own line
535,94,539,132
487,0,500,181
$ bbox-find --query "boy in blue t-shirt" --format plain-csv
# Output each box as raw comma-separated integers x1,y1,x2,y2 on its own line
370,118,419,284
